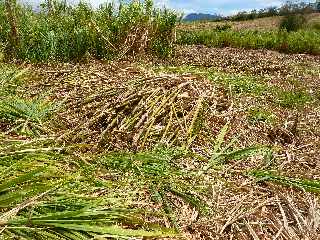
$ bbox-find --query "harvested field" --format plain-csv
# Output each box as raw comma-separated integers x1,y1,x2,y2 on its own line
2,45,318,239
1,1,320,238
164,45,320,180
172,45,320,87
179,16,282,31
178,13,320,31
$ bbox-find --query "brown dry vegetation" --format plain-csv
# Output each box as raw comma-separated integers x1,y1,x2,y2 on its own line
1,5,320,237
178,13,320,31
167,45,320,179
10,44,318,239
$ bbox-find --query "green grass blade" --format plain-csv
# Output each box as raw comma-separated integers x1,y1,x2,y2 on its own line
250,170,320,193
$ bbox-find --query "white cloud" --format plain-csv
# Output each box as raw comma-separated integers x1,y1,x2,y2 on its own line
154,0,170,8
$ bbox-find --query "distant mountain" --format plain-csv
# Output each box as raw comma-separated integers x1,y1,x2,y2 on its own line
184,13,221,21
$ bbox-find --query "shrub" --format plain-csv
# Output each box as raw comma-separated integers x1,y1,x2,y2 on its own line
227,2,317,22
309,22,320,31
215,23,232,32
279,14,307,32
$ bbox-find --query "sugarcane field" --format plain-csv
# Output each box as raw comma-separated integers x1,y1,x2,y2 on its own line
0,0,320,239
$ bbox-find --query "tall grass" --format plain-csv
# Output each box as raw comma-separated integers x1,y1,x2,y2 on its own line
177,29,320,54
0,0,178,62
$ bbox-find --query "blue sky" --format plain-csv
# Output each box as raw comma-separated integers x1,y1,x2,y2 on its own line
23,0,313,16
154,0,285,15
151,0,313,15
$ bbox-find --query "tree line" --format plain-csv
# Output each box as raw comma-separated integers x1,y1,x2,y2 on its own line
224,1,320,22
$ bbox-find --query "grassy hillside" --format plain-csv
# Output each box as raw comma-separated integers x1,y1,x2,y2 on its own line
178,13,320,31
177,13,320,55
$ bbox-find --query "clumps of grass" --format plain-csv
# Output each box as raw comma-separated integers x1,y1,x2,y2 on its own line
226,76,266,95
153,65,279,106
0,97,55,136
170,65,266,92
213,73,313,109
274,89,312,109
0,0,178,62
177,29,320,54
153,66,267,96
0,66,53,136
222,75,313,108
209,72,267,95
0,145,65,209
153,65,314,112
247,107,276,124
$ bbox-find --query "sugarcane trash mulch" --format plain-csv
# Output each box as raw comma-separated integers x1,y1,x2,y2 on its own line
20,57,320,239
26,61,230,152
